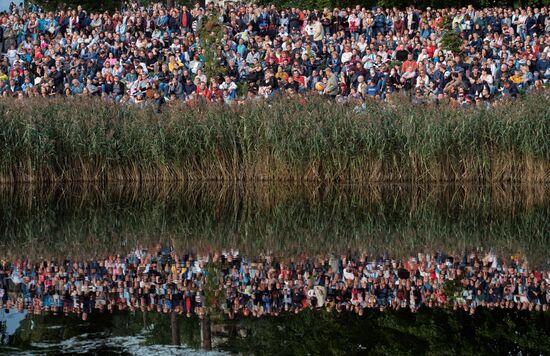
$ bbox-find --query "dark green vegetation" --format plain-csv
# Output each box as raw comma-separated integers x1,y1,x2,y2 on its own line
2,310,203,352
0,95,548,183
29,0,199,12
26,0,123,11
3,308,550,355
0,183,548,264
27,0,548,12
254,0,548,9
226,308,550,355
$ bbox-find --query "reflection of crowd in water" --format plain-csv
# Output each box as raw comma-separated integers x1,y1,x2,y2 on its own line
0,248,549,321
0,247,210,320
220,251,550,317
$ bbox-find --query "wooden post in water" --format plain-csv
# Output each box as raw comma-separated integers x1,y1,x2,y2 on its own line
142,310,147,329
171,311,180,346
200,316,212,350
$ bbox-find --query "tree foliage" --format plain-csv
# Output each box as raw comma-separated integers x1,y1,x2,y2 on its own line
441,16,464,55
254,0,546,9
198,12,226,81
28,0,550,12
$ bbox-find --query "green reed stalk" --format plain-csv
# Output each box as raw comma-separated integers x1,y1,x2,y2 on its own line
0,93,548,183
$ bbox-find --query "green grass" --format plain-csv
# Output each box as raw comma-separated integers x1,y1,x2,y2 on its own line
0,93,548,183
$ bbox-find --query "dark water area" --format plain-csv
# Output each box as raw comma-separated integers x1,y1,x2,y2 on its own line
2,308,550,355
0,183,549,354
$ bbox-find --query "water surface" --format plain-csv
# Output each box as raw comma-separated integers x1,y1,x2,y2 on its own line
1,183,548,262
0,183,548,354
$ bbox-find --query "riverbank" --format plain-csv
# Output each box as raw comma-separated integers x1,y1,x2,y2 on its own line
0,94,548,183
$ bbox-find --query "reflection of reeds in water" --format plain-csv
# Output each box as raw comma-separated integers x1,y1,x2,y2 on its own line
0,95,549,183
0,183,548,264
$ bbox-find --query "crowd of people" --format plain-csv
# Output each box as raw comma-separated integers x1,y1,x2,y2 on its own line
0,1,549,109
0,247,548,321
0,246,209,320
219,251,550,317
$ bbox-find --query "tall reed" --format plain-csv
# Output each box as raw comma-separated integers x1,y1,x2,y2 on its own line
0,93,548,183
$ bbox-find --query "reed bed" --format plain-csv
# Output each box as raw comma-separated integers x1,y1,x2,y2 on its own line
0,182,547,264
0,93,548,183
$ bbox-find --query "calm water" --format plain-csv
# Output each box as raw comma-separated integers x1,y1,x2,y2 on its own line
2,308,550,355
0,183,549,354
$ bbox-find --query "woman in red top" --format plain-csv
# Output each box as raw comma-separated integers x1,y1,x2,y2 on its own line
209,77,222,101
196,82,211,102
277,50,290,65
394,15,405,36
435,13,444,29
426,40,437,58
